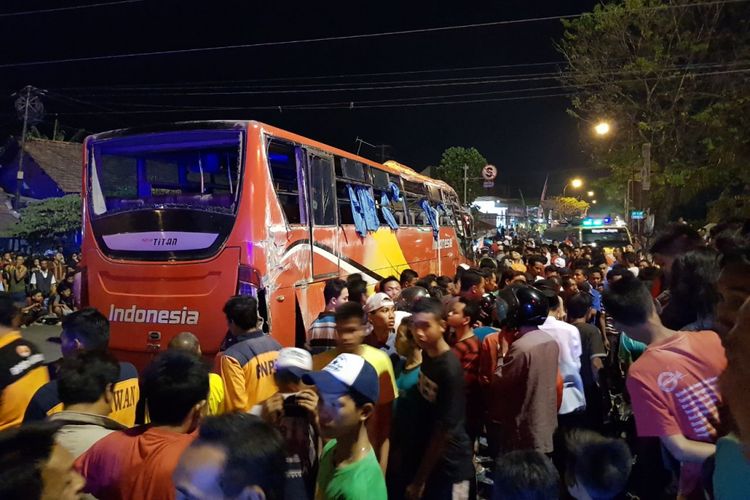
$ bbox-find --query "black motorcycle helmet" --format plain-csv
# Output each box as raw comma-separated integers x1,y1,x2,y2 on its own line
397,286,431,311
496,283,549,329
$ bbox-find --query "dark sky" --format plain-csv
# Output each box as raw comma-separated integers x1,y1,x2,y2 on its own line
0,0,598,197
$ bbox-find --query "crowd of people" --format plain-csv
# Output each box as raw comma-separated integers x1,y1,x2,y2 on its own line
1,220,750,499
0,250,80,325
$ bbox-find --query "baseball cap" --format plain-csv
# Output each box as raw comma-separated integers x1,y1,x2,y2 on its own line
302,353,379,405
364,292,394,313
275,347,312,378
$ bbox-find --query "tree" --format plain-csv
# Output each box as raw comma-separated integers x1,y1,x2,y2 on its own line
4,195,82,247
435,147,488,205
558,0,750,222
543,196,590,220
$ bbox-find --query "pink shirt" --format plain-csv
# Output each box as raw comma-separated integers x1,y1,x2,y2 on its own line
626,330,726,496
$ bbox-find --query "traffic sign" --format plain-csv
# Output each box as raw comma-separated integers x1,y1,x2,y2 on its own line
483,181,494,188
631,210,645,220
482,164,497,181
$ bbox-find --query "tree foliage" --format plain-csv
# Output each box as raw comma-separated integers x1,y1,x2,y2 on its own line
558,0,750,222
435,147,488,205
5,195,82,244
544,196,590,220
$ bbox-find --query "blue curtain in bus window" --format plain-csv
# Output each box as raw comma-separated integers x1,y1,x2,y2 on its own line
346,184,368,236
356,186,379,232
387,181,401,202
380,192,399,230
419,199,439,240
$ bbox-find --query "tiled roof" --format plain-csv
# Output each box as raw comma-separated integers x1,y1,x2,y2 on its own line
23,139,82,193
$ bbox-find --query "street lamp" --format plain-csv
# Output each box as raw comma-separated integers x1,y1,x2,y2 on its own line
592,199,597,204
563,177,584,196
587,191,595,197
594,121,611,136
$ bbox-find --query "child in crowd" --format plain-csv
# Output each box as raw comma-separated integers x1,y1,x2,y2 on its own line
492,450,560,500
565,429,633,500
312,302,397,474
304,353,387,500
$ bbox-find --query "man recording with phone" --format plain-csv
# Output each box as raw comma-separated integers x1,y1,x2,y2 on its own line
251,347,321,500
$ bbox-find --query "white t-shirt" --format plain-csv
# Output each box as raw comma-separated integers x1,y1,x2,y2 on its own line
539,316,585,414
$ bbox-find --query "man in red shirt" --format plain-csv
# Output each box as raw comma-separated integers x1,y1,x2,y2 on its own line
446,298,482,443
75,351,209,500
603,274,726,498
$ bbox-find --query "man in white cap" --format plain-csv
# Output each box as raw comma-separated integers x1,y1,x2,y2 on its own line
364,292,397,358
253,347,320,500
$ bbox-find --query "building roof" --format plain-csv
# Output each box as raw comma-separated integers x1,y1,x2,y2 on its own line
23,139,82,193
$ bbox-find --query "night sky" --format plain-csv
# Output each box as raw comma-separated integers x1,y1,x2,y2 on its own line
0,0,599,197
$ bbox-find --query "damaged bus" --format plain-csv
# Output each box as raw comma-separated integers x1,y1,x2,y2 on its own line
79,121,472,366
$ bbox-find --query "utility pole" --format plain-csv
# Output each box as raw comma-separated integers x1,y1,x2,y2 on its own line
640,142,651,238
463,164,468,205
12,85,45,209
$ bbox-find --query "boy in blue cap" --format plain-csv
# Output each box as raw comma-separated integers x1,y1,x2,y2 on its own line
304,353,387,500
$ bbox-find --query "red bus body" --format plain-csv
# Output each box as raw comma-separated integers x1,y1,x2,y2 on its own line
80,121,472,367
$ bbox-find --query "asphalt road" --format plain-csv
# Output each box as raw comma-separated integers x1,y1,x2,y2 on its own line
21,323,62,363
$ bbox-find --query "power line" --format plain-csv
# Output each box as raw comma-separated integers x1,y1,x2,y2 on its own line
0,0,746,69
61,65,749,113
55,61,569,91
44,91,580,115
60,62,749,97
45,66,750,116
0,0,144,18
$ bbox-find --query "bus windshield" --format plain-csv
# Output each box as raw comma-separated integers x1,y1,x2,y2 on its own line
88,129,243,217
581,227,631,247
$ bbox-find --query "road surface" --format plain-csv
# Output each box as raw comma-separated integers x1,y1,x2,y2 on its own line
21,323,62,363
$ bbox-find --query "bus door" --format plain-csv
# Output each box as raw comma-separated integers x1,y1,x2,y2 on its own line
281,148,338,346
305,150,340,279
266,139,317,346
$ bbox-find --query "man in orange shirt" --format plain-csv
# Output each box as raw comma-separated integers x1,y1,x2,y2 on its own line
604,274,726,498
75,350,208,500
0,292,49,431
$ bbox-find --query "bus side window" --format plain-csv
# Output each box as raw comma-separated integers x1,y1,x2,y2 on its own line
267,140,303,224
309,154,336,226
336,181,355,225
388,175,408,225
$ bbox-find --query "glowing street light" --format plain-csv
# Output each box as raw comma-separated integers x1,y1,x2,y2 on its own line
592,199,597,204
594,121,611,136
563,177,584,196
587,191,595,197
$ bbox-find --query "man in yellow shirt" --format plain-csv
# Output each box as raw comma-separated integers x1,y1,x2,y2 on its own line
312,301,397,474
0,292,49,430
169,332,225,415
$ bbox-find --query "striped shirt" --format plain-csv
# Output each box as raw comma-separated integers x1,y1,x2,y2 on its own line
307,311,337,355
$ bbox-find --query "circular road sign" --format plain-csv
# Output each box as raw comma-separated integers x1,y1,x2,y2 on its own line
482,164,497,181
